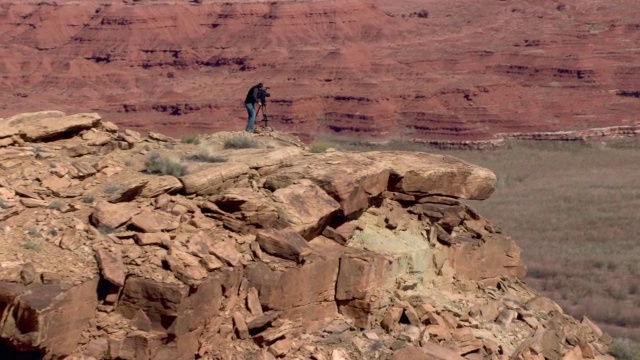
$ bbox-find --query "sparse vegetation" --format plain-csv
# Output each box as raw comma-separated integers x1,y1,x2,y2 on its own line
26,227,41,238
97,225,119,235
415,9,429,18
0,197,10,209
30,146,45,155
144,151,188,177
83,194,95,203
609,338,640,360
49,200,66,209
186,143,227,163
181,133,201,145
223,135,260,149
104,185,120,195
21,240,41,251
309,140,337,153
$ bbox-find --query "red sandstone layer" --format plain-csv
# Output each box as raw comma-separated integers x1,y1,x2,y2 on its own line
0,0,639,141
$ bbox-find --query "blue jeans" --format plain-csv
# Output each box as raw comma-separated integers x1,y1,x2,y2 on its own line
245,103,256,132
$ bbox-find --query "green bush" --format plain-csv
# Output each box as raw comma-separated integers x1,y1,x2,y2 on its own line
21,241,41,251
49,200,66,209
27,227,41,238
97,225,119,234
309,140,336,153
224,135,260,149
144,151,188,177
609,338,640,360
104,185,120,195
186,144,228,163
181,133,201,145
0,197,10,209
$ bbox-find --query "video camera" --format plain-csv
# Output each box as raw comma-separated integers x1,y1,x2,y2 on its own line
257,87,271,105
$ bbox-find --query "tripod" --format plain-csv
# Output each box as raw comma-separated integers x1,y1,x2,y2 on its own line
255,101,271,129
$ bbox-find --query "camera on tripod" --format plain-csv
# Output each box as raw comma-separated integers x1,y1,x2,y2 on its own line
257,87,270,105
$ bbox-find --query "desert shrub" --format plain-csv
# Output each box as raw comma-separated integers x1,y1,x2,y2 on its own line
49,200,66,209
415,9,429,18
27,227,41,238
144,151,188,177
186,144,227,163
609,338,640,360
97,225,119,234
309,140,336,153
224,135,260,149
0,197,10,209
181,133,201,145
104,185,120,195
83,194,95,203
22,241,41,251
30,146,45,155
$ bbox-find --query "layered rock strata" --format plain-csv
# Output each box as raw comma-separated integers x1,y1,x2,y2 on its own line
0,0,639,141
0,111,614,359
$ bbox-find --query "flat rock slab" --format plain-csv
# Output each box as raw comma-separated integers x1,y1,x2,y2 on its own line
0,111,101,142
272,180,340,239
264,152,390,216
130,211,179,233
94,248,126,287
256,228,312,263
366,151,496,200
90,202,141,229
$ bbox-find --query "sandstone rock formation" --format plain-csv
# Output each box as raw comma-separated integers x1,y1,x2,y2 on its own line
0,0,639,142
0,111,615,359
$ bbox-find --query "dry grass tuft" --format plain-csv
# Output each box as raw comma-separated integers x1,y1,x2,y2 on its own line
224,135,260,149
144,151,188,177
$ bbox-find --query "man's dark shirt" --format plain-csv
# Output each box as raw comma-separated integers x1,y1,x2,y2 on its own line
245,86,260,104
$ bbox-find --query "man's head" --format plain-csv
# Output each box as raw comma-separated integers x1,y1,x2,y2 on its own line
257,83,263,89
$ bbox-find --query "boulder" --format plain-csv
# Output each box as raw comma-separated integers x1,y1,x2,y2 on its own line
265,152,389,216
165,249,208,283
90,201,141,229
246,258,340,312
106,178,149,202
0,279,99,358
4,112,102,142
180,163,250,195
272,180,340,239
117,277,189,332
451,234,526,280
256,228,313,263
206,188,280,229
367,151,497,200
140,175,183,198
130,211,179,232
95,248,126,287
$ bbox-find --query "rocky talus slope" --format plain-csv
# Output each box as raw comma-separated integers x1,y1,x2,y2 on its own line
0,112,613,360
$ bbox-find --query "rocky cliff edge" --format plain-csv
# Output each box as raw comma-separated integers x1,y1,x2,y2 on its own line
0,112,613,360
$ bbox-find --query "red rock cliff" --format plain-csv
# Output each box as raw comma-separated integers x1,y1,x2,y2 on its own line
0,0,639,141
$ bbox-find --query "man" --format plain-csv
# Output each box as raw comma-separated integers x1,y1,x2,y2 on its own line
244,83,263,132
